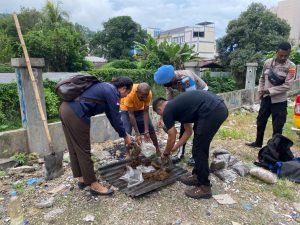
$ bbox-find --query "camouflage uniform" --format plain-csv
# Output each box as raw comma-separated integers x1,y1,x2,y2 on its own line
166,70,208,100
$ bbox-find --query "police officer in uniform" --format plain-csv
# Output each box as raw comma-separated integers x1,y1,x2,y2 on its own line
246,42,296,148
154,65,208,165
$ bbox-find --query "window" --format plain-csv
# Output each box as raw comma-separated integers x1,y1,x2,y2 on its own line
193,31,204,38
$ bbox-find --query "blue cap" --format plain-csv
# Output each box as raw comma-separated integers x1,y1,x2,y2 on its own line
154,65,175,85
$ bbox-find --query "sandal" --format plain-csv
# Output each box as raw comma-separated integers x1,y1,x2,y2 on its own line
90,188,114,196
78,182,89,190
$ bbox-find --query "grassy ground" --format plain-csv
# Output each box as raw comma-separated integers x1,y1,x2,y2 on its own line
0,107,299,225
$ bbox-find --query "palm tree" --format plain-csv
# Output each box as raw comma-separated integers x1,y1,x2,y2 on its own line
158,42,199,69
134,34,158,59
135,35,198,69
42,1,69,28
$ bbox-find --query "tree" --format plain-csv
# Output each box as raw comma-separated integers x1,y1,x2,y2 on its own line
0,31,14,63
264,47,300,65
23,25,89,71
134,34,158,60
158,42,198,69
41,0,69,29
90,16,147,59
217,3,290,86
74,23,95,44
135,35,198,69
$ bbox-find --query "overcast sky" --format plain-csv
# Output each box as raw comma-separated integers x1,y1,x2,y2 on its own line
1,0,279,38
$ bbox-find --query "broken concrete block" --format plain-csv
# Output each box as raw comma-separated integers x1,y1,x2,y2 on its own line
213,194,237,205
0,158,18,170
35,197,54,209
8,165,36,174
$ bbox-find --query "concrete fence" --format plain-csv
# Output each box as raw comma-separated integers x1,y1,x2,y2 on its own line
1,58,300,157
1,79,300,157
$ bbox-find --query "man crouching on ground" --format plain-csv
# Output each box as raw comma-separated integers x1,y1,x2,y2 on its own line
152,90,228,199
120,82,160,156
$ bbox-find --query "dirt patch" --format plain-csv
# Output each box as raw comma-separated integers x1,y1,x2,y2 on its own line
0,108,300,225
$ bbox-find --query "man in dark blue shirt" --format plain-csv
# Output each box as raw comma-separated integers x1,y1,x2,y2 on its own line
153,90,228,199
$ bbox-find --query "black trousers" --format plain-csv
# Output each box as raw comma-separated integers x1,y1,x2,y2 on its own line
179,123,187,154
255,96,287,146
192,102,228,185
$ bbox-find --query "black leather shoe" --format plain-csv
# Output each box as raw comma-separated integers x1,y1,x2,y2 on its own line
187,157,195,166
90,188,114,196
245,142,262,148
78,182,89,190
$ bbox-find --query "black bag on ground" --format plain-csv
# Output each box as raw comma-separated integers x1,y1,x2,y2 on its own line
254,134,294,172
276,159,300,183
55,74,101,101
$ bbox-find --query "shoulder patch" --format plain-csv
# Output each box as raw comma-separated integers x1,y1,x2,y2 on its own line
288,67,296,79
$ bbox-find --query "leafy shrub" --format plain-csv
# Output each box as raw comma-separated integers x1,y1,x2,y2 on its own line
0,80,61,131
101,60,137,69
202,71,237,93
151,83,166,99
0,83,20,122
12,153,28,165
0,64,14,72
43,79,57,92
0,101,6,125
89,68,155,84
44,88,60,119
140,52,161,70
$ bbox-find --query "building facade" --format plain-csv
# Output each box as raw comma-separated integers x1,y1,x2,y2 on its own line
271,0,300,46
156,22,216,59
146,28,161,38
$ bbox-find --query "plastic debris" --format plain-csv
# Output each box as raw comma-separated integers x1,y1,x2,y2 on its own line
291,212,300,220
26,178,43,186
242,202,253,210
140,142,156,157
119,166,144,188
83,214,95,222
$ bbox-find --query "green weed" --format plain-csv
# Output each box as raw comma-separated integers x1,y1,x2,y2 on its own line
12,153,28,165
56,194,73,205
0,170,6,177
215,127,251,140
271,179,295,201
13,181,26,193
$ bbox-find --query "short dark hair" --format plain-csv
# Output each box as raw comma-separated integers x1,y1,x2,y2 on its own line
152,97,166,112
111,76,133,90
277,42,291,51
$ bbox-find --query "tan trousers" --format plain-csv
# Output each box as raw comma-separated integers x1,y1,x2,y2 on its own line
59,102,96,184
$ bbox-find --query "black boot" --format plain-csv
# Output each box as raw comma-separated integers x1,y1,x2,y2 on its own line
245,142,262,148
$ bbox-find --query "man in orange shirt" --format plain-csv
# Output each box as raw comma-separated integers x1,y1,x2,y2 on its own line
120,83,160,154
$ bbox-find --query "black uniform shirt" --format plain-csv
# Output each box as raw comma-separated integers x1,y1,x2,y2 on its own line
163,90,223,130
